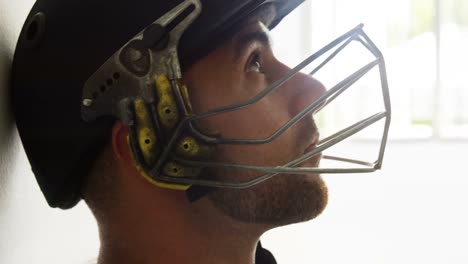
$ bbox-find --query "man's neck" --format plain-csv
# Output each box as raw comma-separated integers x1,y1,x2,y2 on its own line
96,192,269,264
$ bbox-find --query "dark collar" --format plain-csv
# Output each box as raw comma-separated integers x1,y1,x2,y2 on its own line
255,241,277,264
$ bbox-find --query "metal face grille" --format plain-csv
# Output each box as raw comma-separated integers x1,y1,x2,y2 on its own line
154,24,392,188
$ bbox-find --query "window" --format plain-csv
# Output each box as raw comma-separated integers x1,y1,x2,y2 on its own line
271,0,468,140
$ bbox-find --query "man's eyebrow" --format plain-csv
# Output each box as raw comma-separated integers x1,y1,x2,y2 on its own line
233,30,271,62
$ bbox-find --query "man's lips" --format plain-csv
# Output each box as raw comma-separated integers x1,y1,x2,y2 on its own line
301,132,322,167
303,132,320,154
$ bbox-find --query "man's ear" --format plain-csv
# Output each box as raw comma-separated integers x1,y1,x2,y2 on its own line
111,121,133,165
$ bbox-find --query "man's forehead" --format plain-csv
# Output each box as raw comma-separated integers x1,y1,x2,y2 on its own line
183,4,276,67
234,21,271,42
226,4,277,59
231,22,272,61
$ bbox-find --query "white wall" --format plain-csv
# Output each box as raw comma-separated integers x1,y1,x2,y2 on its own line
0,1,99,263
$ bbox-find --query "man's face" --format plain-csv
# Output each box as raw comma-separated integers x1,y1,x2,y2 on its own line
183,21,328,226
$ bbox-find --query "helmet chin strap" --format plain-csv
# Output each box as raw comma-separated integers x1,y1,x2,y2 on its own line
186,185,215,202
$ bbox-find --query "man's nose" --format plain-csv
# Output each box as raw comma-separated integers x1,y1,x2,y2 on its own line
274,62,327,117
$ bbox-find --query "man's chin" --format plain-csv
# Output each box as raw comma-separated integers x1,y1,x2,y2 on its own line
207,172,328,227
273,173,328,226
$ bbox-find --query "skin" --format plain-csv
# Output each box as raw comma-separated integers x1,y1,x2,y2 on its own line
186,22,328,226
96,21,327,264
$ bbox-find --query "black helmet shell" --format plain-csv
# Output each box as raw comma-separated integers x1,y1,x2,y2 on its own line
12,0,304,209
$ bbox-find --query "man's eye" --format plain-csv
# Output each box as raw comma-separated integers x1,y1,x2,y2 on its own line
246,53,263,73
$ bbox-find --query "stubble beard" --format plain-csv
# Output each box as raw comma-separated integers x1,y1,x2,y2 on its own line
206,118,328,226
206,168,329,227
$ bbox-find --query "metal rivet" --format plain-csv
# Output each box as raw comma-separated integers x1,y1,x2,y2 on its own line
82,99,93,107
